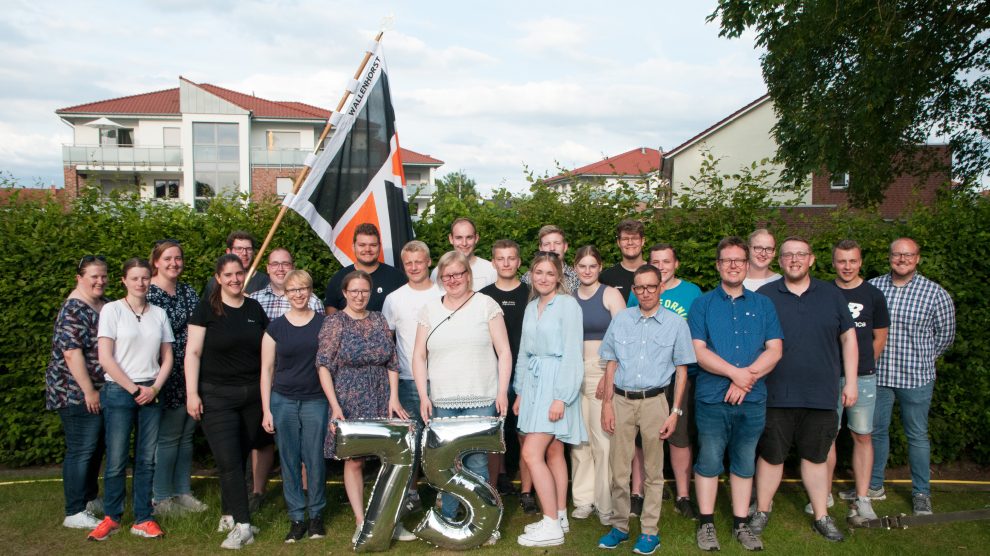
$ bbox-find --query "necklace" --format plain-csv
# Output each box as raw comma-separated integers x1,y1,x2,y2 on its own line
124,298,148,322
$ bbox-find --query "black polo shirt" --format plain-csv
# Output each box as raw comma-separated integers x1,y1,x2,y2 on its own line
758,277,854,410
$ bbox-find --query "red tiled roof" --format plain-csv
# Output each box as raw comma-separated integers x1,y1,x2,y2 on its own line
400,148,444,165
664,94,771,158
546,147,662,183
57,79,331,120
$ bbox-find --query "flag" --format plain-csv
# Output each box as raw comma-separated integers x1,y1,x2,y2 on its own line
284,42,413,267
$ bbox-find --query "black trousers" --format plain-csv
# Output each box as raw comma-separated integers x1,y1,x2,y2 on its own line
200,381,262,524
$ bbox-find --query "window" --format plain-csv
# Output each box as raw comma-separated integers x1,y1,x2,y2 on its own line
267,131,301,150
100,128,133,146
193,122,239,209
163,127,181,147
276,177,294,197
406,171,421,183
154,179,179,199
830,173,850,189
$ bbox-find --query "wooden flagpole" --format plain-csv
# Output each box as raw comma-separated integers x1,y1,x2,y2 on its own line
245,30,385,285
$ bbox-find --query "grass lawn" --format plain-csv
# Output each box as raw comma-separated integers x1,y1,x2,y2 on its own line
1,473,988,555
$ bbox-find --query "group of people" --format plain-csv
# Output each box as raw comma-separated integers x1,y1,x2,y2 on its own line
45,217,955,553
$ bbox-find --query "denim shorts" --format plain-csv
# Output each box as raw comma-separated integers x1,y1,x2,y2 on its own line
693,400,765,478
837,374,877,435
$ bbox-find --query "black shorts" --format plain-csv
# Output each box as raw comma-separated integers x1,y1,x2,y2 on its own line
757,407,837,465
666,375,696,449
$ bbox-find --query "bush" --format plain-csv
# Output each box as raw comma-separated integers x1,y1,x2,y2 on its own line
1,174,987,466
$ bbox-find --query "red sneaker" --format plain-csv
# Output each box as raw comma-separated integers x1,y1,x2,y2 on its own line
87,516,121,541
131,520,165,539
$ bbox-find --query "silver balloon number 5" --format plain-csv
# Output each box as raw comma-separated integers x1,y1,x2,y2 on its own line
335,416,505,552
414,416,505,549
334,419,416,552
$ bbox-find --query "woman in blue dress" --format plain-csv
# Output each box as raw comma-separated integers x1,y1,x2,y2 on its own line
513,252,586,547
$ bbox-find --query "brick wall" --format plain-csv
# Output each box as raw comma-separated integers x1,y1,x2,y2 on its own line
63,166,83,199
811,146,952,219
250,167,305,202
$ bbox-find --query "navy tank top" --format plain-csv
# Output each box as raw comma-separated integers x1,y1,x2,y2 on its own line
577,285,611,341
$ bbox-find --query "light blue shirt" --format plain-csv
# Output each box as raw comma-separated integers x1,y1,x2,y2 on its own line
599,306,696,390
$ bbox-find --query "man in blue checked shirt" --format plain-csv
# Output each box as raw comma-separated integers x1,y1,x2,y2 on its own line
597,265,695,555
867,238,955,516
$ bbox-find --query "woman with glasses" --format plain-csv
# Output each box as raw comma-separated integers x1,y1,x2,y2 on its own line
260,270,328,543
319,270,407,543
185,254,270,550
146,240,207,516
412,251,512,540
569,246,625,525
47,255,109,530
89,258,174,542
513,251,586,547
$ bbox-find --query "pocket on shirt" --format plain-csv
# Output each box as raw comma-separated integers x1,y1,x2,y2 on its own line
652,336,675,364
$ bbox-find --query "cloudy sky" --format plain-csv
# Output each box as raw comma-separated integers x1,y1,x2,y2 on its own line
0,0,767,192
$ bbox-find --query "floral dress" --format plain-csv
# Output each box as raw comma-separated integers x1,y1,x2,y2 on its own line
317,311,398,458
147,283,199,410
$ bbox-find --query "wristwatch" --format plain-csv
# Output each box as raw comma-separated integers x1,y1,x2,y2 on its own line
671,407,683,416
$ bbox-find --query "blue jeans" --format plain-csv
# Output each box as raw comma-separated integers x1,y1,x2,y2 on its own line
871,380,934,495
694,400,766,478
271,391,329,521
58,403,105,516
102,382,162,523
153,405,197,501
432,403,497,518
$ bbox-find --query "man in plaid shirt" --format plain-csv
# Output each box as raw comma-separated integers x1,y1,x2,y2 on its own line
251,248,325,319
867,237,955,516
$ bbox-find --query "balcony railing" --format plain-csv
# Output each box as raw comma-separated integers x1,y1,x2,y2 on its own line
62,145,183,167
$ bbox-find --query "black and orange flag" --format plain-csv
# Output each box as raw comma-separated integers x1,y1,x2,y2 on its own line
284,42,413,267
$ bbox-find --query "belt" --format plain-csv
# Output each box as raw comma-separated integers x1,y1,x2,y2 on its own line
614,385,665,400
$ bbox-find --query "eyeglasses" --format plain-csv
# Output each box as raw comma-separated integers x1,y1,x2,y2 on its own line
891,252,918,260
718,258,747,267
751,246,775,255
345,289,371,297
268,261,294,269
618,236,643,244
286,286,310,296
440,270,468,283
77,254,106,272
230,246,254,253
632,284,660,294
781,252,811,261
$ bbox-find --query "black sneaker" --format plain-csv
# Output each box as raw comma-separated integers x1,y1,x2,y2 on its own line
519,492,539,514
812,515,844,542
630,495,644,517
674,497,698,520
248,492,264,514
308,517,325,539
284,520,307,543
496,474,517,496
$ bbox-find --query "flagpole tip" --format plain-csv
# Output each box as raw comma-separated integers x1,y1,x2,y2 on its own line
380,14,395,32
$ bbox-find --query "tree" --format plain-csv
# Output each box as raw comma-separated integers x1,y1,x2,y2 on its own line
434,170,479,200
711,1,990,207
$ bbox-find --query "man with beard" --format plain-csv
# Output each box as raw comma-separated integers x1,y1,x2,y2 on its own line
323,223,406,313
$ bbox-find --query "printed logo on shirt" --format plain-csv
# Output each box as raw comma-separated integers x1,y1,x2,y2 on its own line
377,287,383,294
501,301,516,307
847,302,867,328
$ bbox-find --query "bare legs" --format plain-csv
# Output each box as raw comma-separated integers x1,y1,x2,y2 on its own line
521,433,567,519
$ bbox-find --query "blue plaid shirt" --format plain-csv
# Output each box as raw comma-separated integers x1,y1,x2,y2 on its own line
250,285,325,320
868,273,955,388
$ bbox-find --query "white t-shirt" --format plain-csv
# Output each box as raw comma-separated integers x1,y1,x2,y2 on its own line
431,256,498,292
417,293,502,409
98,300,174,383
743,273,782,291
381,283,442,381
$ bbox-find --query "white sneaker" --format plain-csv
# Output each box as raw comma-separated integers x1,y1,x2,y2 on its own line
220,523,255,550
393,523,417,541
524,514,570,533
63,510,101,529
804,493,835,515
86,498,103,516
175,493,208,512
848,496,878,524
483,530,501,546
352,522,364,544
517,517,564,547
572,504,595,519
217,515,235,533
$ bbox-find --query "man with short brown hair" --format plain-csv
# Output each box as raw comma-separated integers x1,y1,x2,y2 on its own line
323,223,406,313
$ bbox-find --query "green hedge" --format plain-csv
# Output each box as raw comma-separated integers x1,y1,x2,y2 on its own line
1,178,987,467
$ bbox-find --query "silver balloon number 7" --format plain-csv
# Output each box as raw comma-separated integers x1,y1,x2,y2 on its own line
334,416,505,552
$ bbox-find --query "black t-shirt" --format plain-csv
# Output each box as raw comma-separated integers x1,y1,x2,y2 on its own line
758,278,854,410
600,264,637,303
267,313,325,400
479,282,530,375
190,297,269,386
324,264,407,312
833,281,891,376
